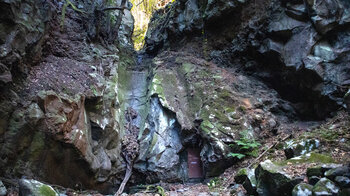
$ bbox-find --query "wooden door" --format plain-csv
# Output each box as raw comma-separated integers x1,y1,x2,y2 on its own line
187,148,203,178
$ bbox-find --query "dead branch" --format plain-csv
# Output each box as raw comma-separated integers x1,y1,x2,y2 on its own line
136,0,145,7
101,6,128,11
247,133,292,168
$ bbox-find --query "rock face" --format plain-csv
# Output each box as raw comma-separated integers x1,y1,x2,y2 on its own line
136,97,183,182
144,51,295,178
1,0,350,194
0,0,135,193
145,0,350,120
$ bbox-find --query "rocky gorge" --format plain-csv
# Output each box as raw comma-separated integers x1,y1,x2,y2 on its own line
0,0,349,195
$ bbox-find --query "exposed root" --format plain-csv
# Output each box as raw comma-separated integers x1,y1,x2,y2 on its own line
115,107,140,196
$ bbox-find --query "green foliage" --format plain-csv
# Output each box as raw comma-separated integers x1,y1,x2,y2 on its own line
90,85,98,96
228,153,245,159
228,130,261,159
156,186,166,196
144,185,165,196
132,25,147,50
207,177,223,192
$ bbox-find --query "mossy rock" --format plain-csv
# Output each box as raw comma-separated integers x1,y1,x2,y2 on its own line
292,183,313,196
284,139,320,159
255,160,302,196
281,153,335,165
235,168,258,196
306,164,342,178
312,178,339,196
19,179,58,196
39,185,57,196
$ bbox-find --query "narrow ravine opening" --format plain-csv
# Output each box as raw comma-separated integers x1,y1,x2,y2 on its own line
130,0,175,50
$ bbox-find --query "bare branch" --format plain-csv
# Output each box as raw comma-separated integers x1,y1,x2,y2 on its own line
101,6,128,11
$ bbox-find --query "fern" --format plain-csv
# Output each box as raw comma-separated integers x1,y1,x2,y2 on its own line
156,186,166,196
228,130,261,159
228,153,246,159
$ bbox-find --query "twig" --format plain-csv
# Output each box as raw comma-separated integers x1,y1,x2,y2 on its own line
247,134,292,168
136,0,145,7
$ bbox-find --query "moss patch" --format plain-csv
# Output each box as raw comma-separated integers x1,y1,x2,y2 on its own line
39,185,57,196
280,153,335,165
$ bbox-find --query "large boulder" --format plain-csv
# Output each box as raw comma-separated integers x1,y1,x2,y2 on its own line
255,160,302,196
284,139,320,159
235,168,258,195
312,177,340,196
19,179,58,196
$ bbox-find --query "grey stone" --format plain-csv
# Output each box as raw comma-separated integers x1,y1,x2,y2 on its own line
292,183,313,196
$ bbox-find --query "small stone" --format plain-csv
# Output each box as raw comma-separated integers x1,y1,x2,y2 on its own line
292,183,313,196
198,193,210,196
0,181,6,196
210,192,220,196
312,178,339,196
335,176,350,188
169,191,178,196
